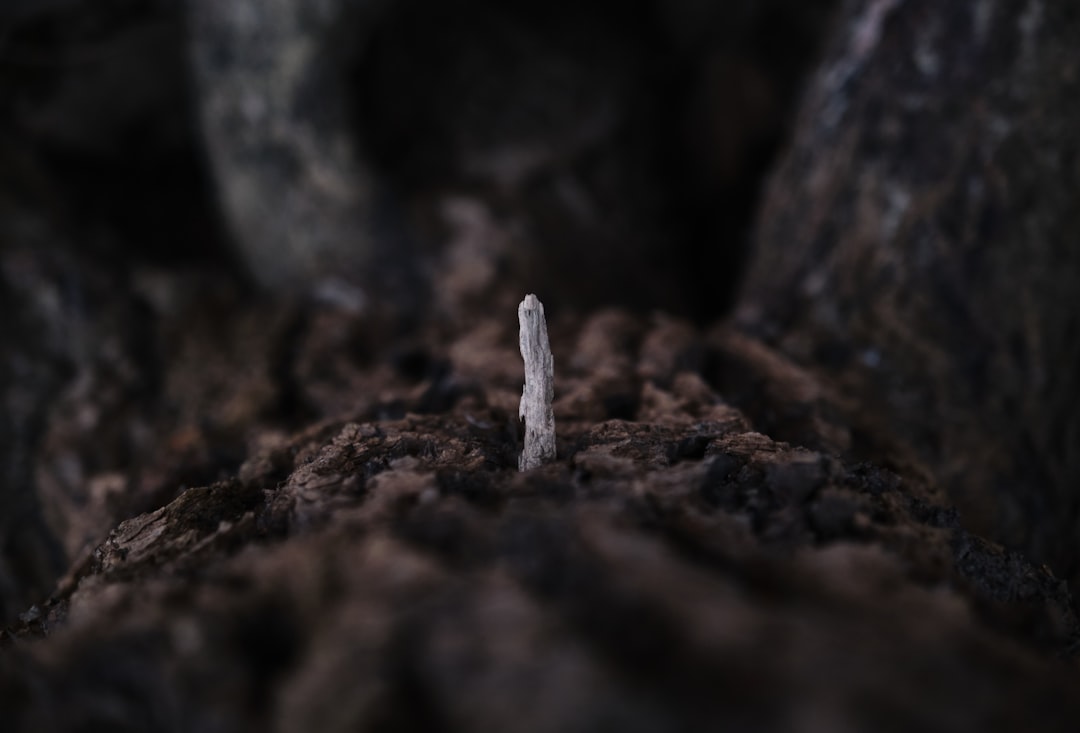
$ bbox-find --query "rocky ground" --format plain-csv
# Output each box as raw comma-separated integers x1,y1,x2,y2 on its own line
4,292,1079,731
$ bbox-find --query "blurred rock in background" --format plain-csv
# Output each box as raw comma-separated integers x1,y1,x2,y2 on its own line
739,0,1080,586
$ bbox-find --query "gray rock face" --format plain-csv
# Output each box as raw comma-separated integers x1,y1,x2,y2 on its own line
739,0,1080,582
186,0,384,291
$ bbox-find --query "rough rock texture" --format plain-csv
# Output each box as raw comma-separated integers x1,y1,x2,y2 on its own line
739,0,1080,583
1,0,1079,731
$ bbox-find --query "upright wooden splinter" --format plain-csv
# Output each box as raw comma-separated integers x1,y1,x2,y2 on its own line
518,294,556,470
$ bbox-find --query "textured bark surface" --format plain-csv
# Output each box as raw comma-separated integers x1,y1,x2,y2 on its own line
1,0,1079,731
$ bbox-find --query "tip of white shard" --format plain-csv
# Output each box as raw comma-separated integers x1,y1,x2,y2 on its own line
520,293,541,312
